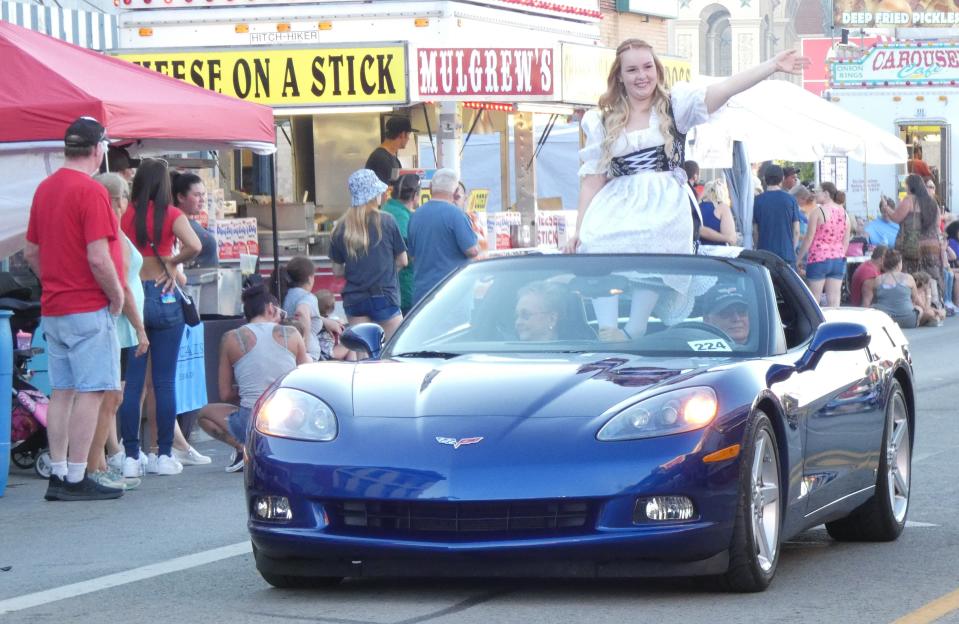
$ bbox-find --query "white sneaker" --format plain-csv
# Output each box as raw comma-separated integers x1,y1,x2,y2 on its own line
225,448,245,473
122,456,143,478
145,452,159,474
107,451,125,472
174,446,212,466
155,454,183,476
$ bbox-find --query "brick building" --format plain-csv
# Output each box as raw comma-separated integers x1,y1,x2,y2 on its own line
598,0,671,50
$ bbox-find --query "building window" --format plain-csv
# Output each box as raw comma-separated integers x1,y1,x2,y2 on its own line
701,6,732,77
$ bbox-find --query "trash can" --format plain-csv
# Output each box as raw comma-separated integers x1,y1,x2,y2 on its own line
0,310,13,497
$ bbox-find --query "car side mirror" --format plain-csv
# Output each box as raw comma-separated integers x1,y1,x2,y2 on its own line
340,323,385,359
766,321,870,385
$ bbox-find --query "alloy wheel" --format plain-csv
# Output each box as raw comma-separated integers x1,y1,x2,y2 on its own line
750,430,780,572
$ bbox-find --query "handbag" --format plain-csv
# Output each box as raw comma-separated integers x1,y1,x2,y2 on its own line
149,240,201,326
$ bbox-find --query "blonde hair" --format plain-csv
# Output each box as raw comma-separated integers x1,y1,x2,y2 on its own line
336,199,383,260
702,178,730,206
597,39,675,174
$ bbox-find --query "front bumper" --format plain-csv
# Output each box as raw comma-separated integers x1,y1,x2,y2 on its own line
246,416,746,577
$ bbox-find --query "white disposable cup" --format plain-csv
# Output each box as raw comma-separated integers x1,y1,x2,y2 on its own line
239,253,257,275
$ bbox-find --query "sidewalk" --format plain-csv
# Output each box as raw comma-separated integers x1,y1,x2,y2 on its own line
0,440,249,602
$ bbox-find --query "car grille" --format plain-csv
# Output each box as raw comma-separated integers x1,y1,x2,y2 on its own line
327,499,594,535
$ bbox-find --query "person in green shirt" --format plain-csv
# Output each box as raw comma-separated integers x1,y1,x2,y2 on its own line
381,173,420,314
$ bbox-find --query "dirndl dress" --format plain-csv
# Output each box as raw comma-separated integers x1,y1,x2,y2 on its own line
577,82,718,324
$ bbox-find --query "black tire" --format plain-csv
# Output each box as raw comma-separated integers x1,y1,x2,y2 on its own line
11,446,36,469
259,571,343,589
34,450,52,479
826,381,910,542
718,410,782,593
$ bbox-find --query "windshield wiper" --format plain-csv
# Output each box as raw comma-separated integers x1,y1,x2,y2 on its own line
392,350,460,359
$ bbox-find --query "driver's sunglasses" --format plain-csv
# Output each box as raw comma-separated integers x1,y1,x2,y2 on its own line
715,304,748,320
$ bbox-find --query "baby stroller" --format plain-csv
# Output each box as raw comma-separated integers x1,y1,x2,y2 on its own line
1,274,52,478
11,376,50,478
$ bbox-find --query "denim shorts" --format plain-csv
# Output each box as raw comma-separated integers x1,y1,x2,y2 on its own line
344,295,401,322
227,406,253,444
43,307,120,392
805,257,846,280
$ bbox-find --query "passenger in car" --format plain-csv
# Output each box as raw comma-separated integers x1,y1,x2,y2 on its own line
702,285,751,345
514,282,565,341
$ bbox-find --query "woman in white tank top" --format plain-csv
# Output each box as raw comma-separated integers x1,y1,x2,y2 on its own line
198,281,311,472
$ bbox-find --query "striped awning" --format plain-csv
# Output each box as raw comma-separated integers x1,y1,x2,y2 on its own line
1,0,116,51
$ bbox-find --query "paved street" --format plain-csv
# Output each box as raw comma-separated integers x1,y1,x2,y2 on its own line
2,321,959,624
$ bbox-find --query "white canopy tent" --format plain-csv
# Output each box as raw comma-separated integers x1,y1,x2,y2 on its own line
685,78,907,168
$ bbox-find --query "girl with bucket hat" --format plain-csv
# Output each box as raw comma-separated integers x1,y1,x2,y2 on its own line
330,169,409,339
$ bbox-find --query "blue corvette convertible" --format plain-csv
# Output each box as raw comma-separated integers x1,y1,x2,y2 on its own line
246,251,913,592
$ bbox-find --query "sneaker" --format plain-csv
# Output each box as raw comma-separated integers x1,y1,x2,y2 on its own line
145,452,159,474
107,451,125,472
58,475,124,501
225,448,245,473
107,467,141,490
44,475,65,501
155,454,183,476
123,456,144,478
174,446,212,466
90,470,128,490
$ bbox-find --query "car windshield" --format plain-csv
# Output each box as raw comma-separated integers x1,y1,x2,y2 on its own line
387,255,772,359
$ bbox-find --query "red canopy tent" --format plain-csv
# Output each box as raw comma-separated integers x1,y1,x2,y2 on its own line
0,21,277,259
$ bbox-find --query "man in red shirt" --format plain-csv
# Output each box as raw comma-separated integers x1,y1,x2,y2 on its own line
849,245,887,307
23,117,126,501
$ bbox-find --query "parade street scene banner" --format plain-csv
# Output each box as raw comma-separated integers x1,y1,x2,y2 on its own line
835,0,959,27
117,45,408,106
830,41,959,88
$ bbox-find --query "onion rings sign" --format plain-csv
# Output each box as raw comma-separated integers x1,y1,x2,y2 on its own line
830,42,959,87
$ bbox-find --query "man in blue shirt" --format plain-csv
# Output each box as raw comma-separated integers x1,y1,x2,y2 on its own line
752,165,801,267
865,196,901,247
408,168,480,303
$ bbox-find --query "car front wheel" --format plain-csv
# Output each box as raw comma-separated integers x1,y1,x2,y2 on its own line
719,410,781,592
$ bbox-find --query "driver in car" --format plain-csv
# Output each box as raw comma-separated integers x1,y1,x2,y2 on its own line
702,285,751,345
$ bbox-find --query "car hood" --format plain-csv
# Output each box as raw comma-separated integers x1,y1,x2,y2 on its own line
351,353,709,419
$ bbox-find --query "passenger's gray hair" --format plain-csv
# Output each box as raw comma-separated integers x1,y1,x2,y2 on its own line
517,281,568,318
93,172,130,201
430,168,460,195
790,183,813,205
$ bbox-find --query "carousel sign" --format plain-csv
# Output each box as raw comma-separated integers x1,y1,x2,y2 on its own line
830,42,959,88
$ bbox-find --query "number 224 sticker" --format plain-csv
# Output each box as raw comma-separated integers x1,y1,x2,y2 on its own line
687,339,732,352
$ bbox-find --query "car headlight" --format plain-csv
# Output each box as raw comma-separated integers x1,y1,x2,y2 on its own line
254,387,337,441
597,387,718,441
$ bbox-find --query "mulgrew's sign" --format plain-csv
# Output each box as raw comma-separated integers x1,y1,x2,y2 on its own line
416,47,555,101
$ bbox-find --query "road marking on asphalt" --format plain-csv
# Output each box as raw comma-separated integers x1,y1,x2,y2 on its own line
0,541,251,615
891,586,959,624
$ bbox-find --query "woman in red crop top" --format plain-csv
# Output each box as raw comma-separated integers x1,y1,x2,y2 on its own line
117,158,202,477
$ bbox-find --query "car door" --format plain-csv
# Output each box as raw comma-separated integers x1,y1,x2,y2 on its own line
798,345,883,514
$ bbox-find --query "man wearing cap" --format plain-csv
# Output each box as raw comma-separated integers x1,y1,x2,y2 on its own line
365,117,418,186
23,117,125,501
782,166,800,192
752,164,802,268
703,285,752,346
408,168,479,304
107,146,138,183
